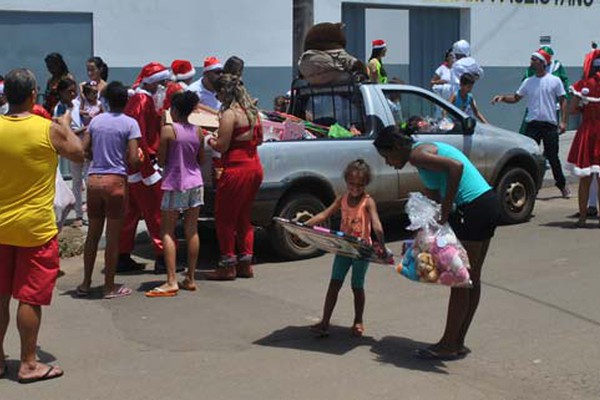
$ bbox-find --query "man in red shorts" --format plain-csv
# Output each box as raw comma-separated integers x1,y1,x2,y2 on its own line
0,68,84,383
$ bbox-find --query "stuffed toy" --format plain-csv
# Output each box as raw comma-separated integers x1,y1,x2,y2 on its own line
298,22,367,85
416,252,438,282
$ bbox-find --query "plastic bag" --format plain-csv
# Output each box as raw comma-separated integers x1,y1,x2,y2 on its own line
54,169,75,231
328,123,354,138
396,192,472,287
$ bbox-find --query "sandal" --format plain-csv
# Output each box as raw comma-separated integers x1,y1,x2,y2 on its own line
103,286,132,299
309,323,330,338
179,278,197,291
351,323,365,337
413,347,461,361
75,286,90,298
145,286,178,298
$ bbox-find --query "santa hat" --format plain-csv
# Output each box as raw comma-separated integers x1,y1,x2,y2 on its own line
203,56,223,73
171,59,196,81
532,49,552,66
132,62,170,88
583,49,600,78
453,40,471,57
372,39,386,50
0,80,4,96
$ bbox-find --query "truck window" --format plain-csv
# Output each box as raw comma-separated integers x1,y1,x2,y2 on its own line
383,90,464,134
294,90,366,136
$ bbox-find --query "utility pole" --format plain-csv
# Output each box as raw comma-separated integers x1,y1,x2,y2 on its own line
292,0,313,78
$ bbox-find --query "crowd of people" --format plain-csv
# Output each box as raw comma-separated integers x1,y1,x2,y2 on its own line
1,34,599,383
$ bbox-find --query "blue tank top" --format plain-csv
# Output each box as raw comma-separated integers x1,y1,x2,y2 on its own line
413,141,491,205
453,90,474,117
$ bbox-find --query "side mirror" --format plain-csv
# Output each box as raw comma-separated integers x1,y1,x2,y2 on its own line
464,116,476,135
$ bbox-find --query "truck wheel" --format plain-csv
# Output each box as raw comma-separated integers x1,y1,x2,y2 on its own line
269,193,328,260
495,167,536,224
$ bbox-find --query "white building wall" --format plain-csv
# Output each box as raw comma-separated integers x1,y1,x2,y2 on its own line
0,0,293,67
316,0,598,67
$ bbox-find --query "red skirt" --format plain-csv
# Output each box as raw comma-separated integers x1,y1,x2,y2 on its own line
567,117,600,176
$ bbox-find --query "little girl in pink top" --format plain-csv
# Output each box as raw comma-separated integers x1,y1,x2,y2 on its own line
146,91,204,297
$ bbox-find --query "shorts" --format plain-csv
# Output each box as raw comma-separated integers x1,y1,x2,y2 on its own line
87,174,127,219
331,254,370,289
161,186,204,211
0,237,59,306
449,190,500,242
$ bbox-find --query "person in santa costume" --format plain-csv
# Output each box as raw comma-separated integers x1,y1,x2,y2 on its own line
161,59,197,113
566,48,600,227
117,62,170,273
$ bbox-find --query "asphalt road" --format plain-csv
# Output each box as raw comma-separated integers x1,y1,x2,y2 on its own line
1,185,599,400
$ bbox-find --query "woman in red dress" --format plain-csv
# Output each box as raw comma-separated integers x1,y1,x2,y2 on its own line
567,49,600,227
204,73,264,279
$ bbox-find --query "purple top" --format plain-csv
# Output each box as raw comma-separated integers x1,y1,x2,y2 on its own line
162,122,203,191
87,113,142,176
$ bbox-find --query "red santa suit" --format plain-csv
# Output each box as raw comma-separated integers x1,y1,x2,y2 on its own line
119,63,170,257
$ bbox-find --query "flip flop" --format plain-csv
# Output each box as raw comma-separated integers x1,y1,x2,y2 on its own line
179,279,197,291
309,324,330,338
145,286,178,298
75,286,90,298
18,365,64,384
351,324,365,337
103,286,132,300
413,348,461,361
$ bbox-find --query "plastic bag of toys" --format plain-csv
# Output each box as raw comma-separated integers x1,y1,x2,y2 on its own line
396,192,472,287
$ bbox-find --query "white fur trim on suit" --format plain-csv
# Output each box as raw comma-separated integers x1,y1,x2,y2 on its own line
174,68,196,81
142,69,171,84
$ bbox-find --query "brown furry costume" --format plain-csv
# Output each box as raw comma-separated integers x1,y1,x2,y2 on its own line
298,22,367,85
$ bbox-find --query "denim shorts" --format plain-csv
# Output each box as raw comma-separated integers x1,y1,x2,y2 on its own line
161,186,204,211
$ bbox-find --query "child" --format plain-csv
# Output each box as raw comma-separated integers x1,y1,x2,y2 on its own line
53,77,88,228
146,91,205,297
306,159,386,337
79,80,103,127
449,73,488,124
76,81,141,299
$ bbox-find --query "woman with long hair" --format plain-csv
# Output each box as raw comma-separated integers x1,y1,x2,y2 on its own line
204,74,264,280
81,56,109,97
368,40,388,83
43,52,73,114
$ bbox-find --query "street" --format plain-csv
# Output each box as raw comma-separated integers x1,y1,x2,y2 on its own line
1,185,599,400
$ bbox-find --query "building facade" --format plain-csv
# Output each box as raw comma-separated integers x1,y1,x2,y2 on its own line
0,0,596,130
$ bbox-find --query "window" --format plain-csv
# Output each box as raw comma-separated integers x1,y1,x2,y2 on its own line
383,90,464,134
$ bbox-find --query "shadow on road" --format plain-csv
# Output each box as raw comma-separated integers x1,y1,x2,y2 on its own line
370,336,450,374
255,327,450,374
254,325,376,356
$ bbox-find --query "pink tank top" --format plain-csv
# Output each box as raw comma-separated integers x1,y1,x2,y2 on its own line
340,193,372,244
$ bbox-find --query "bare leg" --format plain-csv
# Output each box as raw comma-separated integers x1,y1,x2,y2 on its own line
433,240,490,355
577,176,592,225
161,211,179,289
0,295,10,376
103,217,124,293
316,280,343,331
183,207,200,289
17,302,63,381
351,287,366,336
80,217,105,292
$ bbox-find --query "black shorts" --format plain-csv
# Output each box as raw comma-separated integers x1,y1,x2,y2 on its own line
449,190,500,242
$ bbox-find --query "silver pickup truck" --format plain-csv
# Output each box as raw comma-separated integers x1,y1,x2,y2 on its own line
202,80,545,260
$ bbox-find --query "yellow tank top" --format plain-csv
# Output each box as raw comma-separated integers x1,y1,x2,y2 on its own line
340,193,372,244
0,114,58,246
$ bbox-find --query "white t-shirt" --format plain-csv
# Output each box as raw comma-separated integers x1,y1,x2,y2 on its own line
516,73,566,125
432,64,453,100
187,78,221,111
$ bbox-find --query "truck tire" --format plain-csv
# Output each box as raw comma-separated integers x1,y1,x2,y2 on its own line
269,193,328,260
495,167,536,224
